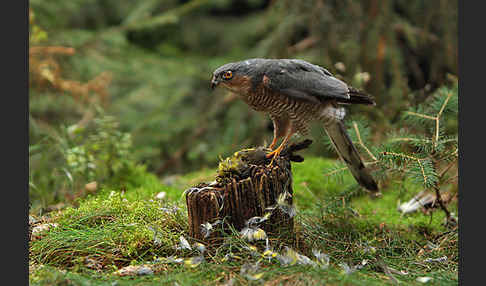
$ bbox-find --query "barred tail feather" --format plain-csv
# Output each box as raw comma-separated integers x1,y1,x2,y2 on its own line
323,121,378,192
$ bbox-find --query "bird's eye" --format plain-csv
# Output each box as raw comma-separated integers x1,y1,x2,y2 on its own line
223,71,233,80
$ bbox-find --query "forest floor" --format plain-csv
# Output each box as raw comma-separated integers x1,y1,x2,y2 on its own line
29,157,458,286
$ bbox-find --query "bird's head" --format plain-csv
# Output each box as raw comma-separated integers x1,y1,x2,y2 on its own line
211,59,265,94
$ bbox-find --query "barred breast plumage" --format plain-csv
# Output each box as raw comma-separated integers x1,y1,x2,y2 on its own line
242,83,340,136
211,58,378,192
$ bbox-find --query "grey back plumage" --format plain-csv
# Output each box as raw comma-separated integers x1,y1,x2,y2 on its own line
214,58,352,103
211,58,378,192
263,65,350,102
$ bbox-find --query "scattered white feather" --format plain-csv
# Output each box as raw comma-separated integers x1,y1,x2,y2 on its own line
416,277,433,283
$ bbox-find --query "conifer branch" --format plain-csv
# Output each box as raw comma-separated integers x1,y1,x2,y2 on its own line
322,167,348,178
434,119,440,147
381,151,428,186
437,93,453,118
389,137,431,144
389,137,422,142
404,91,453,149
352,121,377,161
434,92,453,147
405,111,436,120
321,84,456,222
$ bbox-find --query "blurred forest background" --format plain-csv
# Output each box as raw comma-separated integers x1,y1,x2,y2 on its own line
29,0,458,213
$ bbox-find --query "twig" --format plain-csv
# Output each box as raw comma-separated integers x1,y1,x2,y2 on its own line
389,137,433,145
322,166,347,178
382,151,428,186
352,121,377,161
323,160,378,178
438,161,456,179
437,93,453,118
406,92,453,148
405,111,436,120
433,186,452,223
434,93,453,146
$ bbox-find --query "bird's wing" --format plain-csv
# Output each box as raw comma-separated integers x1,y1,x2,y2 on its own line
262,60,350,102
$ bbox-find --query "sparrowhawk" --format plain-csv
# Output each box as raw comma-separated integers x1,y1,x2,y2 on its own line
211,58,378,191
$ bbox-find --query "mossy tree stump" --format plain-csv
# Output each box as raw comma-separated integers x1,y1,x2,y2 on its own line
185,140,312,242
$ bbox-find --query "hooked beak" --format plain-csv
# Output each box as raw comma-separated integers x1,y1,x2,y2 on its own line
210,75,219,90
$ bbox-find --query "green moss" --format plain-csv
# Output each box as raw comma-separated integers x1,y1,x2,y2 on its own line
351,178,451,230
30,157,457,285
216,149,252,178
107,164,184,201
31,194,188,268
291,156,355,209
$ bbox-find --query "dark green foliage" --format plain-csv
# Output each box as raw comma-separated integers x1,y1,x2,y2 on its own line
29,2,458,284
259,0,457,123
28,0,458,178
29,108,137,212
324,81,458,220
64,114,133,181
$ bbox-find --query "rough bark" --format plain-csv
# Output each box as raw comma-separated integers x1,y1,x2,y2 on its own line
185,140,312,242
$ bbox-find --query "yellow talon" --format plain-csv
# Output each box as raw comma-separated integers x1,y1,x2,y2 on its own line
266,147,282,159
266,144,284,166
266,131,293,165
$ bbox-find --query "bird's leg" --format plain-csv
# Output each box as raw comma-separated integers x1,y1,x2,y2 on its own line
268,135,279,150
268,115,289,150
266,130,293,161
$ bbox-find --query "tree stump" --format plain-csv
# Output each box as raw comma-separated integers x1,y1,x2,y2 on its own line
185,140,312,243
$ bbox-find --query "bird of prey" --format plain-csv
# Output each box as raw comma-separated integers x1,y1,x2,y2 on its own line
210,58,378,192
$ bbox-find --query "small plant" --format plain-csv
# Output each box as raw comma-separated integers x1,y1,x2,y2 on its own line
29,110,135,213
29,9,124,212
324,79,458,224
64,114,133,181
